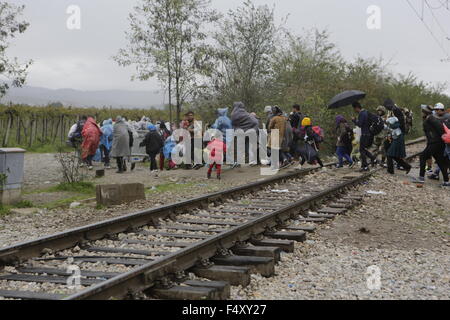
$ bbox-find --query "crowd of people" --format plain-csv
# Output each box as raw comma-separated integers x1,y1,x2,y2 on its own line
66,99,450,187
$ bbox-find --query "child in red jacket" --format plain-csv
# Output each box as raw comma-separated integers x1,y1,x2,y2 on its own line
206,135,227,180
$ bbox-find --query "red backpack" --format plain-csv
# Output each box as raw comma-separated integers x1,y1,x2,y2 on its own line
312,126,324,141
443,123,450,144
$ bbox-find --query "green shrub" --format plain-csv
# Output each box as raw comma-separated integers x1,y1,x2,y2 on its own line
14,200,34,208
51,181,95,194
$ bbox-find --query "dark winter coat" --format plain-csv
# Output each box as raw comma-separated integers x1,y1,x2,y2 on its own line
289,112,304,129
336,122,350,147
423,115,445,145
353,110,371,136
231,102,259,132
140,131,164,156
391,106,406,134
386,121,406,158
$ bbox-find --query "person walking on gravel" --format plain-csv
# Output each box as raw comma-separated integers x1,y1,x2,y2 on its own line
140,124,164,173
384,98,406,134
68,116,87,163
385,116,411,175
100,119,113,169
158,121,172,171
413,105,449,187
268,106,288,169
81,116,102,170
297,117,324,168
181,111,203,170
352,102,376,172
370,106,389,167
427,103,450,182
335,115,354,168
111,116,131,174
231,102,260,168
206,133,227,180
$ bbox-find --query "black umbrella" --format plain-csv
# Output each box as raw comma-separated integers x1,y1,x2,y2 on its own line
328,90,366,109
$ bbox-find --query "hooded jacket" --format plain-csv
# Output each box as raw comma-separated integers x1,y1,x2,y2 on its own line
211,108,232,141
81,117,102,159
100,119,113,150
231,102,259,132
140,129,164,155
110,118,131,158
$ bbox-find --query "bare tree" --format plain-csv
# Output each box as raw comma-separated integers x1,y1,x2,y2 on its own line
55,148,86,184
115,0,218,125
207,0,283,110
0,2,32,98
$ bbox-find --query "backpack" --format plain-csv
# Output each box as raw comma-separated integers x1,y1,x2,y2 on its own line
312,126,324,142
368,112,384,136
341,125,354,147
404,109,413,134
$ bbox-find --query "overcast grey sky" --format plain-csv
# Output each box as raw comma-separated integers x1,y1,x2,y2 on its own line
6,0,450,95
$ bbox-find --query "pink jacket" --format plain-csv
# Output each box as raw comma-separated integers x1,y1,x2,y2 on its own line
207,138,226,163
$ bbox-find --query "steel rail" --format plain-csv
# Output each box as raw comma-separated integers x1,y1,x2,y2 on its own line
0,160,340,265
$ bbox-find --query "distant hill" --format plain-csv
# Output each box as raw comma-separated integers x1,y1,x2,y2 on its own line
1,85,165,109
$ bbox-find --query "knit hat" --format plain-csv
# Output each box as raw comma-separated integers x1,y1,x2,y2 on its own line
302,117,312,127
147,124,156,131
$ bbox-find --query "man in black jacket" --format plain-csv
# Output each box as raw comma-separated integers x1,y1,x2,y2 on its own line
352,102,376,171
414,105,449,186
289,104,305,129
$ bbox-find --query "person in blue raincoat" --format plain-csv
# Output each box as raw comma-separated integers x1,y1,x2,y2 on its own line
100,119,113,169
211,107,232,144
163,135,177,170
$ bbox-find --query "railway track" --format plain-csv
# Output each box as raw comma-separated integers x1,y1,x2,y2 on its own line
0,138,425,300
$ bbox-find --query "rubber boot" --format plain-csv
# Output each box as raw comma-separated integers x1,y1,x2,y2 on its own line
116,158,123,174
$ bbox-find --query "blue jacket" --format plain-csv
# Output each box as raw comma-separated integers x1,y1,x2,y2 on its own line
211,108,232,142
100,119,113,150
163,137,177,159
